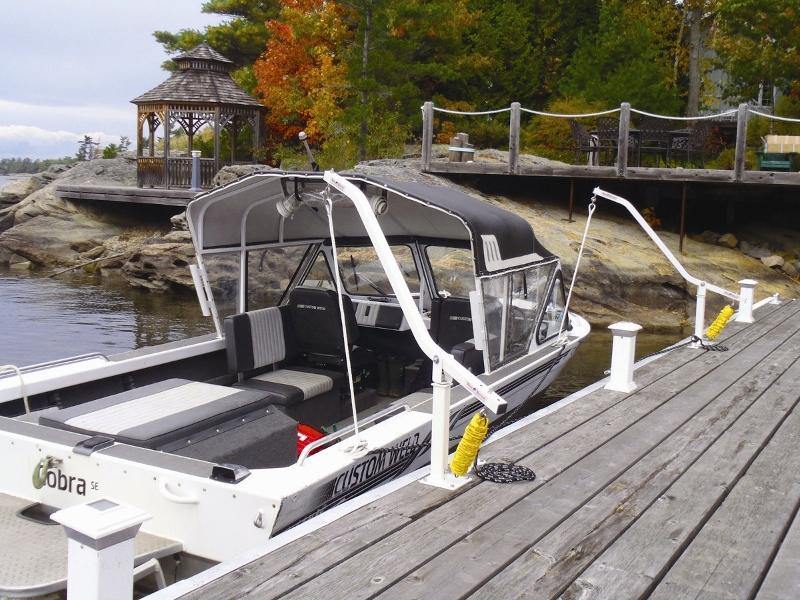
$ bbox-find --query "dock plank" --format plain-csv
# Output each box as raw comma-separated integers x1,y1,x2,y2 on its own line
565,340,800,598
271,305,800,600
648,378,800,600
469,326,800,599
381,307,800,599
756,505,800,600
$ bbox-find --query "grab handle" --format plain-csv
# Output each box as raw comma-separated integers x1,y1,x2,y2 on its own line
159,479,199,504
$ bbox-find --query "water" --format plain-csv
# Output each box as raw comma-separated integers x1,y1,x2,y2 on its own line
0,268,213,366
0,261,684,402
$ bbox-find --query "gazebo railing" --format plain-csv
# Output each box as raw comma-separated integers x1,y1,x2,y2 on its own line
137,157,219,189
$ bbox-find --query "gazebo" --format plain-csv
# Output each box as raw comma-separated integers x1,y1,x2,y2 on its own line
132,43,265,189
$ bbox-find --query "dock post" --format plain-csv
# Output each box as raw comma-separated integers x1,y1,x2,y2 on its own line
189,150,202,192
693,281,707,346
422,358,466,489
736,279,757,323
734,103,749,182
616,102,631,177
508,102,521,174
421,101,434,172
52,499,150,600
605,321,642,393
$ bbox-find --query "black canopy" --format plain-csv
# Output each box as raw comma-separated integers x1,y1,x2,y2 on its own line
187,172,553,275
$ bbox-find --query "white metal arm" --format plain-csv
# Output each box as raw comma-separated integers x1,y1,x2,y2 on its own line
324,171,506,415
592,187,739,302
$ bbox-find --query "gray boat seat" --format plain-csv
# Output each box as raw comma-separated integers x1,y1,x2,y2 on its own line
39,379,274,449
224,306,346,425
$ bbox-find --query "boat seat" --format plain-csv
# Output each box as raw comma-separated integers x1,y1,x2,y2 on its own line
37,379,295,463
224,305,349,426
286,287,372,369
430,297,484,374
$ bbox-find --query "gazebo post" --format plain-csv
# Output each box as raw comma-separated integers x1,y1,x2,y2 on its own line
136,112,143,158
163,108,171,189
148,116,156,157
214,107,221,175
230,117,237,164
187,113,194,153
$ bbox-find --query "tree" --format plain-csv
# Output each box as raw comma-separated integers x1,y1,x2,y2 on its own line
559,0,683,114
252,0,352,159
153,0,281,92
118,136,131,153
76,136,99,161
102,144,119,159
712,0,800,101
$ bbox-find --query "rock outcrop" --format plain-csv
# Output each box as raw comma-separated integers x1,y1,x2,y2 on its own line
2,156,798,330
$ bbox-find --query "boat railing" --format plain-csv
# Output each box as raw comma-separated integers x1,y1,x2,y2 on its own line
592,187,777,338
0,353,108,379
296,404,411,465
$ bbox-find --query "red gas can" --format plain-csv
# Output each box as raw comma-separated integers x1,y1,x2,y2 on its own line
296,423,326,457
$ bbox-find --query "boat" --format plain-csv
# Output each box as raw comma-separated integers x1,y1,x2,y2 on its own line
0,169,589,594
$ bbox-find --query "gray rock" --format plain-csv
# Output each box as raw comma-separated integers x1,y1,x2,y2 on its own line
761,255,785,268
699,230,721,244
212,164,278,188
782,261,798,277
739,240,772,259
717,233,738,248
170,211,188,231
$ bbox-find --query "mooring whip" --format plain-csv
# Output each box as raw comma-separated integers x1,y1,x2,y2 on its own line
558,196,597,340
324,187,362,442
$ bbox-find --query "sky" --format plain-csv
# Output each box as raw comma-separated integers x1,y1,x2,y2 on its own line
0,0,223,159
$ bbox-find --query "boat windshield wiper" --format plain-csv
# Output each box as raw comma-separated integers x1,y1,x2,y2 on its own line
359,274,389,297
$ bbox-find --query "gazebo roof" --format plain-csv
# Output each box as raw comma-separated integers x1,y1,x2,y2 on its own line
131,43,263,108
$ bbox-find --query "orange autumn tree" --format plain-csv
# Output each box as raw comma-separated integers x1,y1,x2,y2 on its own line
253,0,351,164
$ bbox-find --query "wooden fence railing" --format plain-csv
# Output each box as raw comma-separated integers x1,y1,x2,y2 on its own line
421,101,800,181
137,157,219,189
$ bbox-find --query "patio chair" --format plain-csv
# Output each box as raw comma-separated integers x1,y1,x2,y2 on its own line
596,116,638,165
670,122,710,168
636,116,670,166
568,120,600,165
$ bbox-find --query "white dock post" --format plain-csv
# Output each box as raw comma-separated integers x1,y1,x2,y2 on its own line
422,357,469,489
736,279,757,323
693,281,707,347
605,322,642,393
52,499,150,600
189,149,202,192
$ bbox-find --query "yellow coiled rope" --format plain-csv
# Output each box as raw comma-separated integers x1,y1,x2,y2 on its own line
706,305,735,340
450,412,489,477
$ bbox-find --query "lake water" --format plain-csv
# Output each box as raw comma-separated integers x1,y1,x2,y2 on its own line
0,265,684,405
0,268,213,366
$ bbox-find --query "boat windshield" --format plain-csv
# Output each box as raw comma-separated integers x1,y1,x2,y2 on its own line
425,246,474,298
304,245,420,297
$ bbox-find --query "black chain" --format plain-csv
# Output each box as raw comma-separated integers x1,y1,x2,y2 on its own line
475,459,536,483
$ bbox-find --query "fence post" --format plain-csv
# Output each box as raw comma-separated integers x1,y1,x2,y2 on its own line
421,101,434,172
189,150,202,192
605,321,642,393
52,499,150,600
736,279,757,323
508,102,521,174
733,103,749,181
616,102,631,177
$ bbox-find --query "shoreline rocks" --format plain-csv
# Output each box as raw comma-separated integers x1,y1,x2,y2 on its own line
1,156,799,330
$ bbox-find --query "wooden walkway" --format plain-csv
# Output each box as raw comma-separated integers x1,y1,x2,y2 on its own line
180,299,800,600
55,184,196,207
427,160,800,188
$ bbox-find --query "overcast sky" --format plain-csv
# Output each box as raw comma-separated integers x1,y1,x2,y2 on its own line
0,0,223,158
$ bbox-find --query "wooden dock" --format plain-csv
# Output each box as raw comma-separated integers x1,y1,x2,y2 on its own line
55,184,196,207
176,299,800,600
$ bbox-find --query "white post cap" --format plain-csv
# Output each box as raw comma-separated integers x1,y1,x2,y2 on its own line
738,279,758,288
52,499,150,549
608,321,643,337
191,150,201,158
